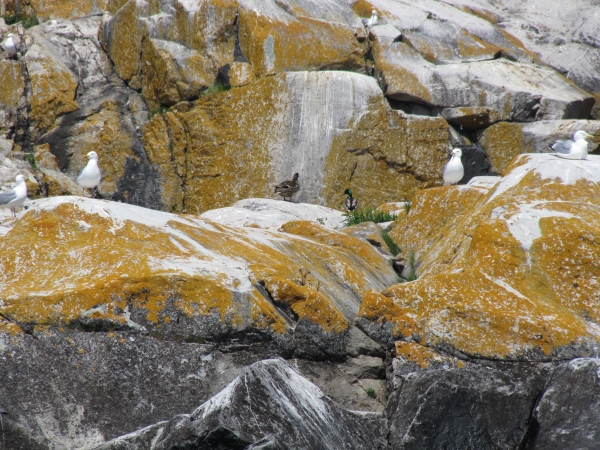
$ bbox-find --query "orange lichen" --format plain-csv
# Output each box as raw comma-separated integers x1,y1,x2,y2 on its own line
395,341,446,369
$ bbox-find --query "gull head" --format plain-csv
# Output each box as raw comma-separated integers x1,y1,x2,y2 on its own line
574,130,591,141
451,148,462,158
7,33,14,38
372,10,377,18
87,151,98,160
15,174,25,184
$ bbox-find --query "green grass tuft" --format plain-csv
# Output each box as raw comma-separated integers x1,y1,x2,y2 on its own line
4,14,39,28
24,154,37,169
382,230,400,256
365,388,377,399
344,208,398,226
200,81,231,97
149,105,169,118
404,201,411,214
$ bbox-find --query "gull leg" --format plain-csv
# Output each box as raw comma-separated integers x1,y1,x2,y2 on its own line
11,208,15,218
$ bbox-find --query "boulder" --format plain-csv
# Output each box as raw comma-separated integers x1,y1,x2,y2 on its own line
93,359,388,450
524,358,600,449
479,119,600,174
358,154,600,360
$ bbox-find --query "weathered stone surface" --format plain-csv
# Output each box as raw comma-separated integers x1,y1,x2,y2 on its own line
479,119,600,174
238,0,365,77
387,350,548,450
359,154,600,360
0,196,397,357
94,359,388,450
441,106,500,131
220,61,255,87
524,358,600,449
146,71,450,215
200,198,347,230
28,0,107,18
341,221,395,258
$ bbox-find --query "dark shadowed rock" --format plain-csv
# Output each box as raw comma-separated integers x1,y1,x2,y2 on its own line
387,356,549,450
523,358,600,450
96,359,388,450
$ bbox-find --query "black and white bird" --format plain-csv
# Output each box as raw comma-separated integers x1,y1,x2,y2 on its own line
362,10,378,28
550,130,592,160
343,188,358,211
0,175,27,217
443,148,464,185
274,173,299,202
77,151,101,197
4,33,17,59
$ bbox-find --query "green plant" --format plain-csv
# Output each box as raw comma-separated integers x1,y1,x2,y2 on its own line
171,204,177,212
382,230,400,256
405,249,417,282
200,80,231,97
344,208,398,226
404,201,411,214
149,104,169,118
24,154,37,169
365,388,377,399
4,13,39,28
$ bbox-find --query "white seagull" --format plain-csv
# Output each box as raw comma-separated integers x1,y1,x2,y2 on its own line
77,151,101,197
550,130,592,160
0,175,28,217
362,10,378,28
4,33,17,59
443,148,464,185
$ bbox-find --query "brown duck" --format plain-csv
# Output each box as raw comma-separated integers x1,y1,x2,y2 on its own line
274,173,299,202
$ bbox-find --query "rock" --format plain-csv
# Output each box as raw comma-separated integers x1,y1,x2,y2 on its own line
199,198,347,230
359,154,600,360
145,71,449,215
95,359,388,449
140,38,213,110
237,0,365,77
219,61,255,87
26,0,107,19
387,349,548,450
0,60,24,137
341,221,395,258
524,358,600,449
0,196,397,359
479,120,600,174
441,106,500,131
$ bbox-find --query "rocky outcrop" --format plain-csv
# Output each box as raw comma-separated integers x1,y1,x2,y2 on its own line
360,155,600,360
94,359,388,450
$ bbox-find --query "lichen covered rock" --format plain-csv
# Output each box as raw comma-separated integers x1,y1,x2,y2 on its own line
359,155,600,360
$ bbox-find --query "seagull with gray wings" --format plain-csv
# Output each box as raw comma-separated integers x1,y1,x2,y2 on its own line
0,175,27,217
77,151,102,197
550,130,592,160
443,148,464,185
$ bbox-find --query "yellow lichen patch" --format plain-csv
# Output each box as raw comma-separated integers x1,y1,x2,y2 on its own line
358,291,419,339
395,341,447,369
238,8,364,78
322,103,448,209
351,0,381,18
0,61,24,110
25,43,79,139
263,277,348,333
479,122,525,174
0,317,23,336
374,269,591,358
281,221,385,262
140,114,184,212
29,0,109,18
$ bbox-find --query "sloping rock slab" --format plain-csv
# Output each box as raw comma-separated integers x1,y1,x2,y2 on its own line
524,358,600,449
199,198,346,230
95,359,388,450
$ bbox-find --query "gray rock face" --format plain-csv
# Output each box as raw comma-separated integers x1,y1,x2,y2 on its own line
95,359,388,450
524,358,600,450
387,357,549,450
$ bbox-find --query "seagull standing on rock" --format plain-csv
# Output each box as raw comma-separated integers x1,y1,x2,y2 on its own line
362,10,378,28
77,151,102,197
4,33,17,59
443,148,464,185
550,130,592,160
0,175,28,217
